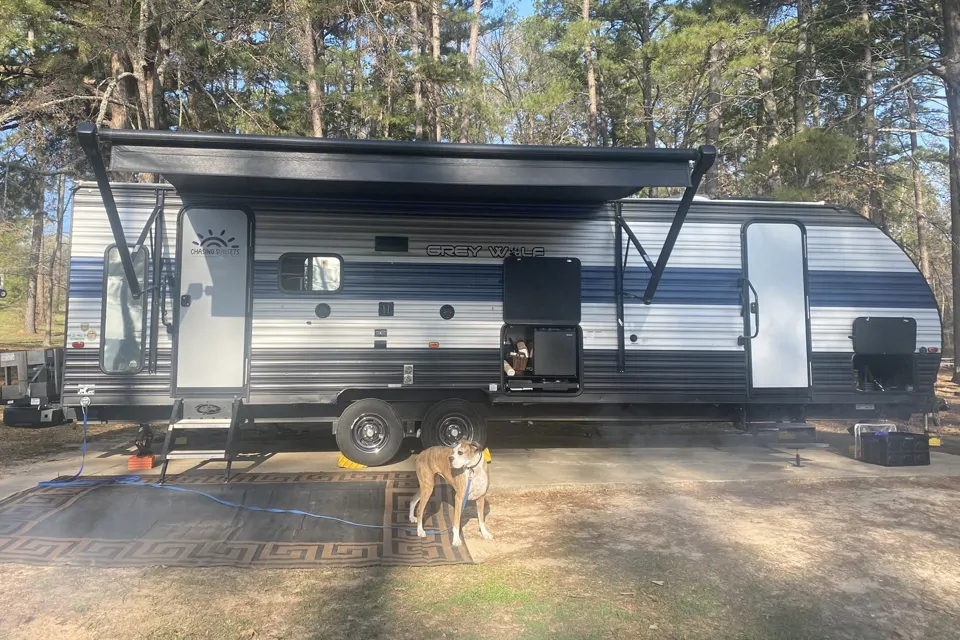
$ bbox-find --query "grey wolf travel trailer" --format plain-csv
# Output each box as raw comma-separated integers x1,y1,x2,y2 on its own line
65,124,941,472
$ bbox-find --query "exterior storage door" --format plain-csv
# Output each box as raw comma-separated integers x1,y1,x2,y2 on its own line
742,221,811,392
173,208,252,395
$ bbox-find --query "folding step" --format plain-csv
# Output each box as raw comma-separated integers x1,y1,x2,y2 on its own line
171,418,233,429
159,398,244,483
165,450,229,460
750,422,829,467
749,422,818,445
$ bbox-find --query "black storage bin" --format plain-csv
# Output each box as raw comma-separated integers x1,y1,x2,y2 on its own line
861,432,930,467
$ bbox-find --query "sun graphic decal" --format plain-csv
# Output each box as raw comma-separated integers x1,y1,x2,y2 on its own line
193,229,240,249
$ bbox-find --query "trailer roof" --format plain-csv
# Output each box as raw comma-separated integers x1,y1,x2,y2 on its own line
98,128,708,203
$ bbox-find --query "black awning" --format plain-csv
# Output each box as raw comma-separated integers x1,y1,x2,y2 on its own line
99,128,705,203
76,123,716,311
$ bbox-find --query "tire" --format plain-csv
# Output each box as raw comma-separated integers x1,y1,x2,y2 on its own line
420,399,488,449
335,398,404,467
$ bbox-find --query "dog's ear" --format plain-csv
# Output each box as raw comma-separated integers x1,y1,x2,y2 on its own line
470,440,482,453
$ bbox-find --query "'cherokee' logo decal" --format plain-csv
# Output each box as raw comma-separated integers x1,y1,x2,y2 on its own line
191,229,241,256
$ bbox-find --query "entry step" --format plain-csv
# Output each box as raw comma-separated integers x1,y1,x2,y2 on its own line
749,422,818,445
165,450,228,460
171,418,233,429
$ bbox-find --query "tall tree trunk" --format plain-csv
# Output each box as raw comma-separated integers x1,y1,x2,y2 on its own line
583,0,598,145
952,134,960,381
942,0,960,380
109,51,134,129
758,40,779,148
907,86,931,280
640,2,655,148
410,2,424,140
45,175,65,346
811,40,821,127
298,2,324,137
134,0,159,130
704,41,724,197
903,23,931,282
459,0,482,143
861,1,883,228
24,190,44,335
431,0,442,142
639,0,657,193
795,0,811,133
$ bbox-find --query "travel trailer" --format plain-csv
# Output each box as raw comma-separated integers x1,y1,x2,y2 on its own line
50,124,941,474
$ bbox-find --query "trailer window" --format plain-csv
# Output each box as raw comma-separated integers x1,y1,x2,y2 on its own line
279,254,342,293
100,246,148,374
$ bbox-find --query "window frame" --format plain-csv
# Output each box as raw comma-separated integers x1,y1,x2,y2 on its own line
277,252,344,295
99,243,150,376
277,251,344,297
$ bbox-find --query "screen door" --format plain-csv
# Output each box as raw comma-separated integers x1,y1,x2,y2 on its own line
174,208,251,394
743,221,810,390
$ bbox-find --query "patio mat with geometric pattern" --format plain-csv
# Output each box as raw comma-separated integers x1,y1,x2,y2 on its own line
0,471,472,568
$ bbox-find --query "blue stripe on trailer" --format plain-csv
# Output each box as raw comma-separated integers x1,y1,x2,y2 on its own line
807,270,936,309
67,257,937,309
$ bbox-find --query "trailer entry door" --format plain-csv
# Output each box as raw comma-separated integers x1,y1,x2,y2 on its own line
742,221,810,392
173,208,252,395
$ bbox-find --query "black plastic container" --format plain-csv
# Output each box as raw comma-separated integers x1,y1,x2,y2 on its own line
861,432,930,467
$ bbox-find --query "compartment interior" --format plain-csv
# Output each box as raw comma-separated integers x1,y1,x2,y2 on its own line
501,325,581,393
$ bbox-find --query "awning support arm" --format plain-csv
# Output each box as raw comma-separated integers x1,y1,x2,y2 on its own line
135,189,165,254
77,123,143,298
640,145,716,304
613,145,716,371
147,189,166,374
616,210,656,274
614,202,626,373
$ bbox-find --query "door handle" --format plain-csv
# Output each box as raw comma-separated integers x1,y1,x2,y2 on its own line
738,277,760,345
180,294,191,308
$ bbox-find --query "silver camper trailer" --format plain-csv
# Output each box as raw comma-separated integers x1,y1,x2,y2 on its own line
62,124,941,476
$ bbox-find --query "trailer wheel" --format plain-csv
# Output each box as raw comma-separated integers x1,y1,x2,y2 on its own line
421,399,488,449
335,399,404,467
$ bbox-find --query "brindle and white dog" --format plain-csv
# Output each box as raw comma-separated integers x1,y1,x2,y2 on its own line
408,440,493,547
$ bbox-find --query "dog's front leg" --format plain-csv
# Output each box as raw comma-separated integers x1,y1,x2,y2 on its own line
451,492,464,547
416,481,434,538
408,491,421,524
476,496,494,540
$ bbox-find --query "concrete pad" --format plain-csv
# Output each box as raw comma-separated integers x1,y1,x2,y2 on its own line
3,430,959,502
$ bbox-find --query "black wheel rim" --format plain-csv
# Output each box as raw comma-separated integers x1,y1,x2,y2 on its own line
352,414,389,453
437,414,474,447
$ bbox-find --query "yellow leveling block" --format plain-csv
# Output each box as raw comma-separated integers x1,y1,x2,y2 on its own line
338,447,492,469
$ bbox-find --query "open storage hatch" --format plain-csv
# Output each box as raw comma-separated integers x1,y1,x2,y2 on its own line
501,257,583,393
852,317,918,392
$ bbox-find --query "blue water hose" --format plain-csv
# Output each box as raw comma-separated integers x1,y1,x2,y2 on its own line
36,409,451,536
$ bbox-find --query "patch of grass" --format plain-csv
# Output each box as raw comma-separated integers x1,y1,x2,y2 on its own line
0,300,65,351
445,572,537,608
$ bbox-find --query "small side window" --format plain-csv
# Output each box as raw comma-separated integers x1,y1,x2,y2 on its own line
100,246,148,374
279,254,342,293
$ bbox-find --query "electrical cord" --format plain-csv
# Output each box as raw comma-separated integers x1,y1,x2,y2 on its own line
36,406,454,536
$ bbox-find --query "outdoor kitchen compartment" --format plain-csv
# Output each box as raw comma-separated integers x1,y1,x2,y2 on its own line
501,256,582,393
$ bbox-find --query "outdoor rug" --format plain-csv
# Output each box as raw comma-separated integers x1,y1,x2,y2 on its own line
0,471,472,568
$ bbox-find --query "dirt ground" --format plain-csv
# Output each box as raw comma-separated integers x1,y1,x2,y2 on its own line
2,371,960,638
1,476,958,640
0,412,133,478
